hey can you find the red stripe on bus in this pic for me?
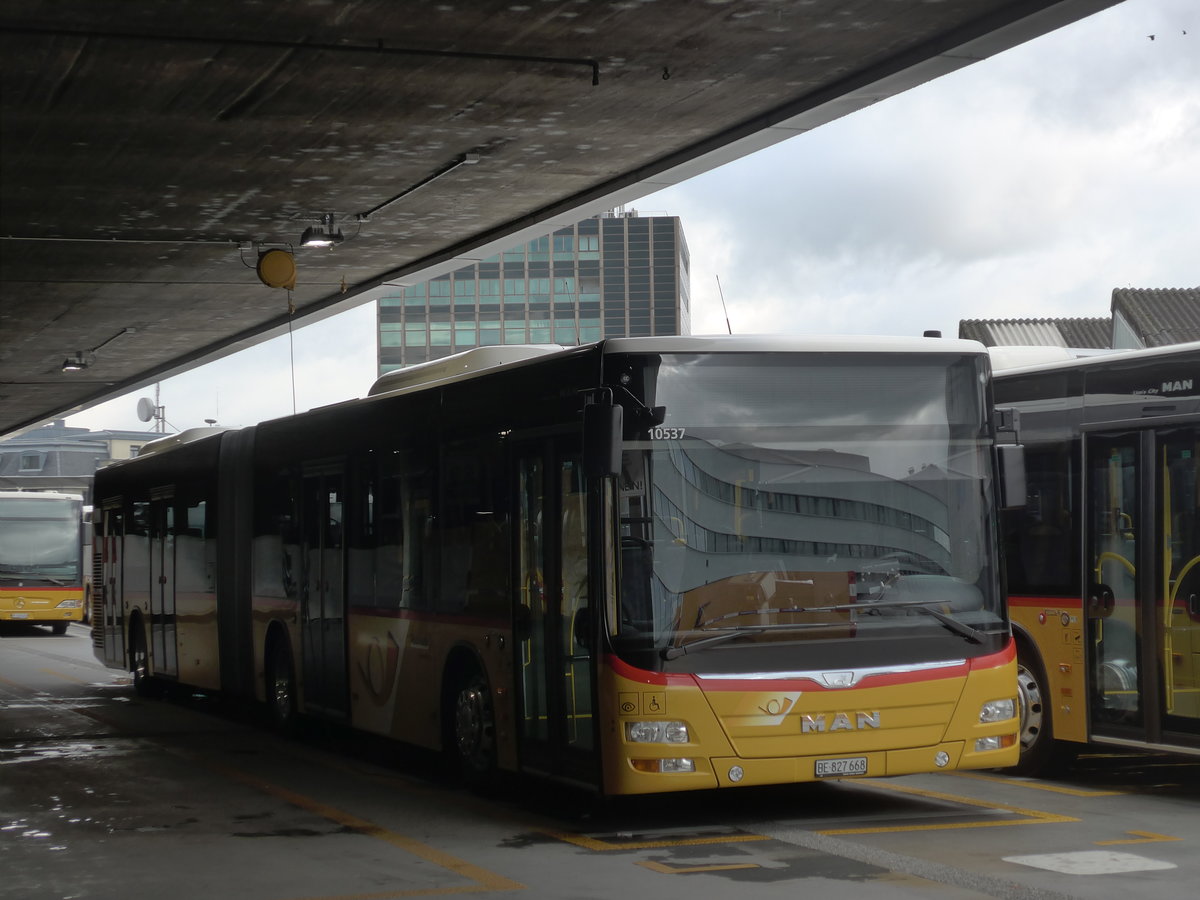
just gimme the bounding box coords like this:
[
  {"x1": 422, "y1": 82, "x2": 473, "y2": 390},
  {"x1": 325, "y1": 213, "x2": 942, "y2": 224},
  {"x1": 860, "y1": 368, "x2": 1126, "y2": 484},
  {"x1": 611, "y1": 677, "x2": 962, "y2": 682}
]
[
  {"x1": 0, "y1": 586, "x2": 83, "y2": 594},
  {"x1": 603, "y1": 640, "x2": 1014, "y2": 691},
  {"x1": 1008, "y1": 594, "x2": 1083, "y2": 609}
]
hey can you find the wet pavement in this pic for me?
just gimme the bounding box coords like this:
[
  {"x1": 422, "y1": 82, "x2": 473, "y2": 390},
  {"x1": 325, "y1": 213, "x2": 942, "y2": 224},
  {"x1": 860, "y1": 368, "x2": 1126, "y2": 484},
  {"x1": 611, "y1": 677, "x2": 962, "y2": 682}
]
[{"x1": 2, "y1": 622, "x2": 1198, "y2": 900}]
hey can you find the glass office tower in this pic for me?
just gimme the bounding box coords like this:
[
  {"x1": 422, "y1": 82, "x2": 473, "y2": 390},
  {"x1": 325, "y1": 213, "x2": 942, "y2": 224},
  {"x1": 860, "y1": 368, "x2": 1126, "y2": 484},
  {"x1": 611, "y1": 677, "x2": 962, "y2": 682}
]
[{"x1": 377, "y1": 210, "x2": 690, "y2": 373}]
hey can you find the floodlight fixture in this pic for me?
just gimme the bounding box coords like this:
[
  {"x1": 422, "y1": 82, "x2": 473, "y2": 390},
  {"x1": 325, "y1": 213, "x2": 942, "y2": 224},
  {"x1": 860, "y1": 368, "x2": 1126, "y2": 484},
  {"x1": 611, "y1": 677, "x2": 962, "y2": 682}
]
[
  {"x1": 61, "y1": 352, "x2": 87, "y2": 372},
  {"x1": 300, "y1": 213, "x2": 344, "y2": 248}
]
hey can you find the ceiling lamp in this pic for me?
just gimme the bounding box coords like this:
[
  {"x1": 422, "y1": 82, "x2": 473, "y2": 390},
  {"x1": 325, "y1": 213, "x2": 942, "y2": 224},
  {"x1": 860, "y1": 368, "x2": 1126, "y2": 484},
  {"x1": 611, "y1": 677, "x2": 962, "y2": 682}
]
[
  {"x1": 61, "y1": 352, "x2": 88, "y2": 372},
  {"x1": 300, "y1": 213, "x2": 344, "y2": 248},
  {"x1": 59, "y1": 328, "x2": 135, "y2": 374}
]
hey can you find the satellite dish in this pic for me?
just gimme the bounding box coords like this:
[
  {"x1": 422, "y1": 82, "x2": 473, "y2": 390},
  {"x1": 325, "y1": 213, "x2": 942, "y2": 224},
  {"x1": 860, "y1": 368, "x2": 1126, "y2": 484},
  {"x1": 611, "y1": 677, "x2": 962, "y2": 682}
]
[{"x1": 136, "y1": 397, "x2": 156, "y2": 423}]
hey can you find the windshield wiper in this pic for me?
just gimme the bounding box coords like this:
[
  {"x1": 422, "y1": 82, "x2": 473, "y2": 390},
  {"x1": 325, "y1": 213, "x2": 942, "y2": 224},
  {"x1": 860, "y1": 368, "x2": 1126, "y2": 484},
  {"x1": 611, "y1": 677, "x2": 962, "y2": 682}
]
[
  {"x1": 694, "y1": 603, "x2": 856, "y2": 629},
  {"x1": 662, "y1": 627, "x2": 767, "y2": 660},
  {"x1": 0, "y1": 571, "x2": 68, "y2": 585},
  {"x1": 662, "y1": 619, "x2": 855, "y2": 660},
  {"x1": 859, "y1": 599, "x2": 986, "y2": 644}
]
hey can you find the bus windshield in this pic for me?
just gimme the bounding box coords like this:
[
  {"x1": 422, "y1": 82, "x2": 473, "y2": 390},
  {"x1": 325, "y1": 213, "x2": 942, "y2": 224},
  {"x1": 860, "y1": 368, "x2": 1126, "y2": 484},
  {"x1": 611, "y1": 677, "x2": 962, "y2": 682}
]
[
  {"x1": 612, "y1": 351, "x2": 1005, "y2": 672},
  {"x1": 0, "y1": 496, "x2": 82, "y2": 584}
]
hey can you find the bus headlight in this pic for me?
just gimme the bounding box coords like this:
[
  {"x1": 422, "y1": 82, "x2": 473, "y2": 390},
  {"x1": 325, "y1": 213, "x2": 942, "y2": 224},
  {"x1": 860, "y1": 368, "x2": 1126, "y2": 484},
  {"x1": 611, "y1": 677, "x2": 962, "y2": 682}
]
[
  {"x1": 975, "y1": 734, "x2": 1017, "y2": 752},
  {"x1": 631, "y1": 757, "x2": 696, "y2": 773},
  {"x1": 625, "y1": 720, "x2": 690, "y2": 744},
  {"x1": 55, "y1": 599, "x2": 80, "y2": 609},
  {"x1": 979, "y1": 698, "x2": 1015, "y2": 723}
]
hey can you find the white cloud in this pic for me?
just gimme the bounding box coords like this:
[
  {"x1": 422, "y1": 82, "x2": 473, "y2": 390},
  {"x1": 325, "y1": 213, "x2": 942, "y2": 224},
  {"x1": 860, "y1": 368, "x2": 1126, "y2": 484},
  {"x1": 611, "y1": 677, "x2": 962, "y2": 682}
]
[{"x1": 648, "y1": 0, "x2": 1200, "y2": 343}]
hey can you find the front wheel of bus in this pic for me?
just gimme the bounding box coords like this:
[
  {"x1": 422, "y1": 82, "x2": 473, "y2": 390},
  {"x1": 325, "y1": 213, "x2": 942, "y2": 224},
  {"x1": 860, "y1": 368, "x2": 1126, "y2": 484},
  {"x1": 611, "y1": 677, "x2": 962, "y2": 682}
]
[
  {"x1": 1010, "y1": 643, "x2": 1070, "y2": 776},
  {"x1": 452, "y1": 671, "x2": 496, "y2": 785}
]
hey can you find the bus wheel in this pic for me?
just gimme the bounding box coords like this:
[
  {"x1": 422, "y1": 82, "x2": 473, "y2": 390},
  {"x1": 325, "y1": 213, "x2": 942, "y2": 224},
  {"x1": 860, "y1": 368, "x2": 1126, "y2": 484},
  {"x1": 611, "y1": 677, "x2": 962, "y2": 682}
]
[
  {"x1": 452, "y1": 671, "x2": 496, "y2": 785},
  {"x1": 266, "y1": 640, "x2": 298, "y2": 733},
  {"x1": 1010, "y1": 644, "x2": 1068, "y2": 776},
  {"x1": 130, "y1": 624, "x2": 159, "y2": 698},
  {"x1": 51, "y1": 622, "x2": 69, "y2": 635}
]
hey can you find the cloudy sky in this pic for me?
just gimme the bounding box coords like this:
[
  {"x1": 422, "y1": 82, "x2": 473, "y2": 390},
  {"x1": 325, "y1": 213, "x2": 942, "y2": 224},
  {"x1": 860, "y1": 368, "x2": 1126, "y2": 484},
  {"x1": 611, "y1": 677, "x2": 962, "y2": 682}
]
[{"x1": 67, "y1": 0, "x2": 1198, "y2": 435}]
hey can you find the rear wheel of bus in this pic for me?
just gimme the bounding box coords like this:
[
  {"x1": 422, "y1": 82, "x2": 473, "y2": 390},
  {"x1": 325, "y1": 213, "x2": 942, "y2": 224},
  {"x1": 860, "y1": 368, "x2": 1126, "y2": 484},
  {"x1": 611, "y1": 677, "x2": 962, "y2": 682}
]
[
  {"x1": 129, "y1": 617, "x2": 160, "y2": 698},
  {"x1": 265, "y1": 633, "x2": 298, "y2": 734},
  {"x1": 446, "y1": 665, "x2": 496, "y2": 786}
]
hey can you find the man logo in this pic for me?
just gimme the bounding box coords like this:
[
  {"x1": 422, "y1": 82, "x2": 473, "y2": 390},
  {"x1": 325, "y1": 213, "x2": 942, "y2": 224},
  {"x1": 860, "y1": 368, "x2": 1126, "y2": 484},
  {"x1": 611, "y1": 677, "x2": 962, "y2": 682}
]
[{"x1": 801, "y1": 711, "x2": 881, "y2": 733}]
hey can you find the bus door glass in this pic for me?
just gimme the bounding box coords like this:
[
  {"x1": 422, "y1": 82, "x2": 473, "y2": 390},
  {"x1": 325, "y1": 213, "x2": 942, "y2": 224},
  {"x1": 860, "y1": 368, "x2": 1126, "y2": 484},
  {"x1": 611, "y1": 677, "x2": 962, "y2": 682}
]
[
  {"x1": 515, "y1": 438, "x2": 597, "y2": 782},
  {"x1": 1088, "y1": 425, "x2": 1200, "y2": 744},
  {"x1": 300, "y1": 468, "x2": 347, "y2": 715},
  {"x1": 149, "y1": 493, "x2": 178, "y2": 678},
  {"x1": 99, "y1": 505, "x2": 126, "y2": 668},
  {"x1": 1162, "y1": 425, "x2": 1199, "y2": 737}
]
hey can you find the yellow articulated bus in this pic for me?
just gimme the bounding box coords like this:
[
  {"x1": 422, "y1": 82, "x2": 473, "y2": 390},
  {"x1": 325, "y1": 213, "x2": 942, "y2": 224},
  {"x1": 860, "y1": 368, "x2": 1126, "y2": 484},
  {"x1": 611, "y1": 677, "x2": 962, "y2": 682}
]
[
  {"x1": 0, "y1": 490, "x2": 89, "y2": 634},
  {"x1": 92, "y1": 335, "x2": 1021, "y2": 794},
  {"x1": 993, "y1": 342, "x2": 1200, "y2": 774}
]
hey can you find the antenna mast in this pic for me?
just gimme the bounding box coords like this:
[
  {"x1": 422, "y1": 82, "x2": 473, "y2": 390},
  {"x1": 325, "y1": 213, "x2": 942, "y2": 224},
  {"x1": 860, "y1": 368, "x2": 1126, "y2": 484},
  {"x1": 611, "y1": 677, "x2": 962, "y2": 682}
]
[{"x1": 715, "y1": 275, "x2": 733, "y2": 335}]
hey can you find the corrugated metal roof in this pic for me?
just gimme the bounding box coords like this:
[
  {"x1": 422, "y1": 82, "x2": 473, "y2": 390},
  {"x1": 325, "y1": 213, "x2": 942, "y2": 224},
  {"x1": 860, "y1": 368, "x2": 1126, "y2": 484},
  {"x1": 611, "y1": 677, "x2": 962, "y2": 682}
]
[
  {"x1": 957, "y1": 317, "x2": 1111, "y2": 348},
  {"x1": 1111, "y1": 287, "x2": 1200, "y2": 347}
]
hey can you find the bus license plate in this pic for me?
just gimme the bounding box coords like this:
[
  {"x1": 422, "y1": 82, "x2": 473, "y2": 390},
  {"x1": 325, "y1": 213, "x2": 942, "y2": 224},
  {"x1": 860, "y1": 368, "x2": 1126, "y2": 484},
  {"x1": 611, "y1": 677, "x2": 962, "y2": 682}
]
[{"x1": 815, "y1": 756, "x2": 867, "y2": 777}]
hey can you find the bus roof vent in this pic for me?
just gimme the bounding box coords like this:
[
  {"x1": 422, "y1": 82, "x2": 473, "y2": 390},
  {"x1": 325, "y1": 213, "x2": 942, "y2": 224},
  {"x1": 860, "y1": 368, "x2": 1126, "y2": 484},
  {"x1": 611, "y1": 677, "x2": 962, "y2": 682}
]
[
  {"x1": 368, "y1": 345, "x2": 564, "y2": 396},
  {"x1": 134, "y1": 426, "x2": 229, "y2": 458}
]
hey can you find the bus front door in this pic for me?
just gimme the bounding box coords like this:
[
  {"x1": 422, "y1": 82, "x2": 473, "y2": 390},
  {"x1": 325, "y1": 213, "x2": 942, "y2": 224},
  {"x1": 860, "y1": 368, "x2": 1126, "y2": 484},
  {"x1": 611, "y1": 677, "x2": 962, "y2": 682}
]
[
  {"x1": 300, "y1": 468, "x2": 348, "y2": 717},
  {"x1": 515, "y1": 438, "x2": 599, "y2": 786},
  {"x1": 1087, "y1": 424, "x2": 1200, "y2": 748}
]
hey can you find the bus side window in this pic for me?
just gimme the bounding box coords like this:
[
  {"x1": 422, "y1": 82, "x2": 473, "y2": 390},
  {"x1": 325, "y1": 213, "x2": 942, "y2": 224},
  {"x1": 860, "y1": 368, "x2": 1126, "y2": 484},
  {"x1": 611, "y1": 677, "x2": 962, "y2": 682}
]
[{"x1": 373, "y1": 462, "x2": 405, "y2": 609}]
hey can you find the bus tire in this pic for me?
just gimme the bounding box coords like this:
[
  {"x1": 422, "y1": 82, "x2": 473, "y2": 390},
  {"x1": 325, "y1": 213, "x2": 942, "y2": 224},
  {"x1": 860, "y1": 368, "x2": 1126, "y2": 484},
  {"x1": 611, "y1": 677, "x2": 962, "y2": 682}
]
[
  {"x1": 1010, "y1": 640, "x2": 1070, "y2": 776},
  {"x1": 265, "y1": 637, "x2": 298, "y2": 734},
  {"x1": 130, "y1": 620, "x2": 160, "y2": 698},
  {"x1": 449, "y1": 669, "x2": 496, "y2": 786},
  {"x1": 51, "y1": 622, "x2": 69, "y2": 635}
]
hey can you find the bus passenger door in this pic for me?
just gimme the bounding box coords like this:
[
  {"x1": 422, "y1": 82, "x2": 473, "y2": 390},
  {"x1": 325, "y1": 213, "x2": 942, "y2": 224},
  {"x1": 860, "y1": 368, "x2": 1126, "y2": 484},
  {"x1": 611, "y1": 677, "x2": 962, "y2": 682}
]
[
  {"x1": 98, "y1": 505, "x2": 126, "y2": 668},
  {"x1": 1160, "y1": 425, "x2": 1199, "y2": 740},
  {"x1": 300, "y1": 468, "x2": 348, "y2": 717},
  {"x1": 149, "y1": 493, "x2": 178, "y2": 679},
  {"x1": 1087, "y1": 424, "x2": 1200, "y2": 747},
  {"x1": 514, "y1": 437, "x2": 599, "y2": 786}
]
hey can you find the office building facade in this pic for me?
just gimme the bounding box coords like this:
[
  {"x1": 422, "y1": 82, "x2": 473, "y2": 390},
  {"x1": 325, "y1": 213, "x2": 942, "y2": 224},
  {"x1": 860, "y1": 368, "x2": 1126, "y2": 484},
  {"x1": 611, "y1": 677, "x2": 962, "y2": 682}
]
[{"x1": 378, "y1": 211, "x2": 690, "y2": 372}]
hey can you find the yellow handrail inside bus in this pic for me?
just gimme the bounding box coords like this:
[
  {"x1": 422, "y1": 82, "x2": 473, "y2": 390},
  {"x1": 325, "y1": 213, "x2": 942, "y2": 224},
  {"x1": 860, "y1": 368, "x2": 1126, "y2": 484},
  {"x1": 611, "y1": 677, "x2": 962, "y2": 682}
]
[
  {"x1": 1171, "y1": 556, "x2": 1200, "y2": 606},
  {"x1": 1093, "y1": 551, "x2": 1135, "y2": 583}
]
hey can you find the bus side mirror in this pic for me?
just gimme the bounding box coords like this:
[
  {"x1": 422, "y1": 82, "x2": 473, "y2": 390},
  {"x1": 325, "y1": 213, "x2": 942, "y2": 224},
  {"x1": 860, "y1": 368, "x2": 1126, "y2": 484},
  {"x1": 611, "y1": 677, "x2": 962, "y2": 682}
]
[
  {"x1": 997, "y1": 443, "x2": 1026, "y2": 510},
  {"x1": 584, "y1": 402, "x2": 623, "y2": 478}
]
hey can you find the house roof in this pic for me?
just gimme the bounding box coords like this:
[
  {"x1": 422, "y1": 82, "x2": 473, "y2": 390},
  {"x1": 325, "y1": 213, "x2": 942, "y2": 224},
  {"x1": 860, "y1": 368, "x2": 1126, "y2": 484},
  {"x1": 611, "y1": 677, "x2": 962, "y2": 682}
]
[
  {"x1": 957, "y1": 317, "x2": 1112, "y2": 349},
  {"x1": 1111, "y1": 287, "x2": 1200, "y2": 347}
]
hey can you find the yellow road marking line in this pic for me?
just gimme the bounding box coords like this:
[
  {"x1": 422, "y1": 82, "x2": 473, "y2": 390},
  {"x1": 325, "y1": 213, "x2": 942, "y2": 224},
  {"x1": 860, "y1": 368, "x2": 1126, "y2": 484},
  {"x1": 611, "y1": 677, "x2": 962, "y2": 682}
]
[
  {"x1": 67, "y1": 706, "x2": 523, "y2": 897},
  {"x1": 950, "y1": 770, "x2": 1124, "y2": 797},
  {"x1": 212, "y1": 765, "x2": 525, "y2": 896},
  {"x1": 637, "y1": 860, "x2": 760, "y2": 874},
  {"x1": 547, "y1": 830, "x2": 771, "y2": 852},
  {"x1": 1095, "y1": 831, "x2": 1181, "y2": 845},
  {"x1": 816, "y1": 779, "x2": 1078, "y2": 834}
]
